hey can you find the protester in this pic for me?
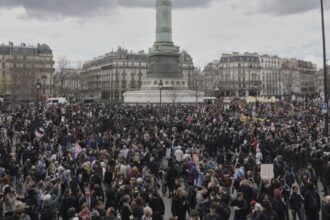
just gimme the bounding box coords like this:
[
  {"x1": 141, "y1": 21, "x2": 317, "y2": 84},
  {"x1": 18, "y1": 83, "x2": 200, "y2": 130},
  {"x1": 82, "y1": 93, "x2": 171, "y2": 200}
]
[
  {"x1": 304, "y1": 183, "x2": 321, "y2": 220},
  {"x1": 148, "y1": 190, "x2": 165, "y2": 220},
  {"x1": 204, "y1": 202, "x2": 221, "y2": 220},
  {"x1": 0, "y1": 98, "x2": 329, "y2": 220},
  {"x1": 229, "y1": 192, "x2": 249, "y2": 220},
  {"x1": 323, "y1": 195, "x2": 330, "y2": 220},
  {"x1": 289, "y1": 185, "x2": 304, "y2": 220},
  {"x1": 171, "y1": 188, "x2": 189, "y2": 220}
]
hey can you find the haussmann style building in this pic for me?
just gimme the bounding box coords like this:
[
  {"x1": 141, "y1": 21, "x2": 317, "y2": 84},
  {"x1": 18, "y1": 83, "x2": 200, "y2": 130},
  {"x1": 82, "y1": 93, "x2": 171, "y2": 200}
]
[
  {"x1": 0, "y1": 42, "x2": 55, "y2": 101},
  {"x1": 80, "y1": 47, "x2": 196, "y2": 101},
  {"x1": 204, "y1": 52, "x2": 317, "y2": 97}
]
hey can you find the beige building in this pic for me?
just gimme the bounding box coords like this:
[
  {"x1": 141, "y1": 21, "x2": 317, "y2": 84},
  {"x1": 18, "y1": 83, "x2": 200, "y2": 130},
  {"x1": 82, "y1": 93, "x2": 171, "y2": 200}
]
[
  {"x1": 214, "y1": 52, "x2": 262, "y2": 97},
  {"x1": 0, "y1": 42, "x2": 54, "y2": 100},
  {"x1": 80, "y1": 47, "x2": 196, "y2": 101},
  {"x1": 206, "y1": 52, "x2": 317, "y2": 97},
  {"x1": 281, "y1": 58, "x2": 317, "y2": 95},
  {"x1": 259, "y1": 55, "x2": 282, "y2": 96}
]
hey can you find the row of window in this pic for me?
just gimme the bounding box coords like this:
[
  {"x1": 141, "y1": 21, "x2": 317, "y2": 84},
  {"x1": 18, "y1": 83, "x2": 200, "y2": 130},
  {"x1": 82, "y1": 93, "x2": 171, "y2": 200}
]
[
  {"x1": 221, "y1": 63, "x2": 260, "y2": 68},
  {"x1": 1, "y1": 54, "x2": 52, "y2": 61},
  {"x1": 221, "y1": 56, "x2": 258, "y2": 63}
]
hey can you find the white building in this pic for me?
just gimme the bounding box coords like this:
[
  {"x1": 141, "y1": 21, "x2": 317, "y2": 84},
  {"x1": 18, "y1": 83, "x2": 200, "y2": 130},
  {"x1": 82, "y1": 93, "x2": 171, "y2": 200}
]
[
  {"x1": 214, "y1": 52, "x2": 262, "y2": 97},
  {"x1": 206, "y1": 52, "x2": 317, "y2": 97},
  {"x1": 259, "y1": 55, "x2": 282, "y2": 96}
]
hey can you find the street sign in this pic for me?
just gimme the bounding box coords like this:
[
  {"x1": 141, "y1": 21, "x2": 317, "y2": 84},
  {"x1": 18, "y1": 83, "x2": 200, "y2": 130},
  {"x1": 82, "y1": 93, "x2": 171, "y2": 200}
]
[{"x1": 322, "y1": 103, "x2": 328, "y2": 114}]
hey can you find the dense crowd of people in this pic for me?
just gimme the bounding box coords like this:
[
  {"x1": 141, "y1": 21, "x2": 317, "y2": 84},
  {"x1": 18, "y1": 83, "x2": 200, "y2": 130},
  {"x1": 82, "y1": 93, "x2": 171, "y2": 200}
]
[{"x1": 0, "y1": 98, "x2": 330, "y2": 220}]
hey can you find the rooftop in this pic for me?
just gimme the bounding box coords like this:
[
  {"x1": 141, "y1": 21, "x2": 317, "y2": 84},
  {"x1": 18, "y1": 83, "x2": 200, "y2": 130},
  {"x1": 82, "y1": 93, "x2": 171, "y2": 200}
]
[{"x1": 0, "y1": 42, "x2": 53, "y2": 55}]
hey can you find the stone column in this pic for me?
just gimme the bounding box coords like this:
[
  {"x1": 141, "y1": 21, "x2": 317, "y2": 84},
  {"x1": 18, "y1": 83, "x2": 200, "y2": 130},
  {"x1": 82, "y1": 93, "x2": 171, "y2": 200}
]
[{"x1": 156, "y1": 0, "x2": 172, "y2": 43}]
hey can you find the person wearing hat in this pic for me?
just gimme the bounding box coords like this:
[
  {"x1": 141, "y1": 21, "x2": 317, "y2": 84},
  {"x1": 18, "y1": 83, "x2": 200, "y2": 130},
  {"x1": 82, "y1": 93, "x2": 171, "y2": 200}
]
[{"x1": 250, "y1": 200, "x2": 263, "y2": 220}]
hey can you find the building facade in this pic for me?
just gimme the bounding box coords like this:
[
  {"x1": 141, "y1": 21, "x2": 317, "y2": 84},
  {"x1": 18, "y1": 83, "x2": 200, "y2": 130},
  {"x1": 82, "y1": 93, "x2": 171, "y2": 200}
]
[
  {"x1": 281, "y1": 58, "x2": 317, "y2": 95},
  {"x1": 80, "y1": 47, "x2": 196, "y2": 101},
  {"x1": 215, "y1": 52, "x2": 262, "y2": 97},
  {"x1": 206, "y1": 52, "x2": 317, "y2": 97},
  {"x1": 0, "y1": 42, "x2": 54, "y2": 100},
  {"x1": 259, "y1": 55, "x2": 282, "y2": 96},
  {"x1": 315, "y1": 66, "x2": 330, "y2": 97},
  {"x1": 203, "y1": 61, "x2": 219, "y2": 96},
  {"x1": 54, "y1": 68, "x2": 81, "y2": 101}
]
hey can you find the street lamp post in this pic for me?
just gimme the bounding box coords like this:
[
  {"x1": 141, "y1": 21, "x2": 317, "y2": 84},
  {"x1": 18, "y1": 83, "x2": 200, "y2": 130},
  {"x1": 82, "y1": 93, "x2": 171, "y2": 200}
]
[
  {"x1": 36, "y1": 79, "x2": 41, "y2": 105},
  {"x1": 321, "y1": 0, "x2": 328, "y2": 138},
  {"x1": 158, "y1": 79, "x2": 163, "y2": 107},
  {"x1": 195, "y1": 82, "x2": 198, "y2": 105}
]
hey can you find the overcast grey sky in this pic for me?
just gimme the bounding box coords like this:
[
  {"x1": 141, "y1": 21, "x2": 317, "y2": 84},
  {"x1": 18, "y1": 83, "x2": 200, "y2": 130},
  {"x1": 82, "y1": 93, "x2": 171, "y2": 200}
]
[{"x1": 0, "y1": 0, "x2": 329, "y2": 69}]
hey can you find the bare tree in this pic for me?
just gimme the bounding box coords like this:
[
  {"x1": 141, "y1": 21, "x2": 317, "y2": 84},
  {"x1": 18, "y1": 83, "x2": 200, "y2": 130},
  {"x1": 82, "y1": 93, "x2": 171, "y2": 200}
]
[
  {"x1": 56, "y1": 55, "x2": 70, "y2": 97},
  {"x1": 283, "y1": 71, "x2": 294, "y2": 96}
]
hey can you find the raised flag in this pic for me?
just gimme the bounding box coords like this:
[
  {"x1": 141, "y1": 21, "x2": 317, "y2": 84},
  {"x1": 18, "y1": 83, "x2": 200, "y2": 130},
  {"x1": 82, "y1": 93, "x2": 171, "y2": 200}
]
[{"x1": 34, "y1": 127, "x2": 45, "y2": 139}]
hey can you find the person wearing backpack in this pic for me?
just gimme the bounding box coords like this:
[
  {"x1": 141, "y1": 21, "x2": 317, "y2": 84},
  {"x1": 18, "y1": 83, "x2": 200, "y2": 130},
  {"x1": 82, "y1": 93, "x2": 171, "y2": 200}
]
[{"x1": 304, "y1": 183, "x2": 321, "y2": 220}]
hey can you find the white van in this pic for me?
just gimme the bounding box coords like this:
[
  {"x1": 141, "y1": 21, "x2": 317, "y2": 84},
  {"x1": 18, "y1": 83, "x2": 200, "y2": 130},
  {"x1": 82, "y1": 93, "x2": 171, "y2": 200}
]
[
  {"x1": 46, "y1": 97, "x2": 67, "y2": 106},
  {"x1": 203, "y1": 96, "x2": 218, "y2": 104}
]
